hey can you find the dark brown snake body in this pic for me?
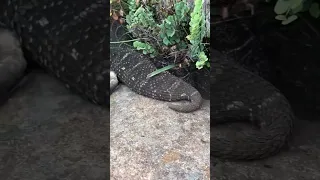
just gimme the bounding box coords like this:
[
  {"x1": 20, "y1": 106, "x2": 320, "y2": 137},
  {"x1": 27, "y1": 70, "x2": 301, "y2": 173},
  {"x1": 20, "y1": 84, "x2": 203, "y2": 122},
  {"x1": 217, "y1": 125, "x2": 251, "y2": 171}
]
[{"x1": 211, "y1": 49, "x2": 294, "y2": 160}]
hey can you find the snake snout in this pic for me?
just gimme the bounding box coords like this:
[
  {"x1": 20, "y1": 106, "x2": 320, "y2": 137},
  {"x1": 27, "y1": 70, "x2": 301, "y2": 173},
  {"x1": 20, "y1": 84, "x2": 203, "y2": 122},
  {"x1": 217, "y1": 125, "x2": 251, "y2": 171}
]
[{"x1": 168, "y1": 90, "x2": 203, "y2": 113}]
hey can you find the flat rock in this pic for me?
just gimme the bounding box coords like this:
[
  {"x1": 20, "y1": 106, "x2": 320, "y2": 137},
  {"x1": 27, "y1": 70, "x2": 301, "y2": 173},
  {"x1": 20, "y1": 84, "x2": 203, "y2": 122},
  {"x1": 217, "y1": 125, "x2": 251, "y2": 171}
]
[
  {"x1": 0, "y1": 70, "x2": 109, "y2": 180},
  {"x1": 110, "y1": 85, "x2": 210, "y2": 180}
]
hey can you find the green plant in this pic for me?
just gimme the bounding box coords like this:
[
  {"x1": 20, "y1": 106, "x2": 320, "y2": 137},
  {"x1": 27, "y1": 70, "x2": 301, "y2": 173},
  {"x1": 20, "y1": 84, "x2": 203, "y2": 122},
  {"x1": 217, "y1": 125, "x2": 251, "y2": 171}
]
[
  {"x1": 186, "y1": 0, "x2": 209, "y2": 69},
  {"x1": 125, "y1": 0, "x2": 159, "y2": 57},
  {"x1": 274, "y1": 0, "x2": 320, "y2": 25},
  {"x1": 124, "y1": 0, "x2": 209, "y2": 75},
  {"x1": 158, "y1": 1, "x2": 190, "y2": 46},
  {"x1": 126, "y1": 5, "x2": 157, "y2": 29},
  {"x1": 133, "y1": 41, "x2": 157, "y2": 57}
]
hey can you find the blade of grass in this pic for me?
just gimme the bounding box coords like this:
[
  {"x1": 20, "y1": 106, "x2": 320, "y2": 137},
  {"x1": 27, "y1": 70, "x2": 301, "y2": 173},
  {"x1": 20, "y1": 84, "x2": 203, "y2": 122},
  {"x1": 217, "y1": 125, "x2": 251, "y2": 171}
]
[{"x1": 147, "y1": 64, "x2": 176, "y2": 78}]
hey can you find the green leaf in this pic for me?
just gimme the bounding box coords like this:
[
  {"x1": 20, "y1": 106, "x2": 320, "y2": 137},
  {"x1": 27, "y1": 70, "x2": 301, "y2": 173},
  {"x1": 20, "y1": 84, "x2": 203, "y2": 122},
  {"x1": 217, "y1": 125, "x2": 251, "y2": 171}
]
[
  {"x1": 147, "y1": 64, "x2": 176, "y2": 78},
  {"x1": 159, "y1": 32, "x2": 166, "y2": 39},
  {"x1": 133, "y1": 41, "x2": 146, "y2": 50},
  {"x1": 275, "y1": 14, "x2": 287, "y2": 20},
  {"x1": 171, "y1": 35, "x2": 179, "y2": 42},
  {"x1": 133, "y1": 41, "x2": 157, "y2": 55},
  {"x1": 163, "y1": 37, "x2": 170, "y2": 45},
  {"x1": 290, "y1": 0, "x2": 304, "y2": 10},
  {"x1": 177, "y1": 42, "x2": 188, "y2": 49},
  {"x1": 158, "y1": 23, "x2": 164, "y2": 29},
  {"x1": 309, "y1": 3, "x2": 320, "y2": 18},
  {"x1": 165, "y1": 16, "x2": 175, "y2": 25},
  {"x1": 142, "y1": 50, "x2": 148, "y2": 54},
  {"x1": 198, "y1": 51, "x2": 208, "y2": 61},
  {"x1": 206, "y1": 62, "x2": 210, "y2": 68},
  {"x1": 166, "y1": 28, "x2": 175, "y2": 37},
  {"x1": 196, "y1": 61, "x2": 205, "y2": 69},
  {"x1": 274, "y1": 0, "x2": 291, "y2": 14},
  {"x1": 291, "y1": 2, "x2": 304, "y2": 14},
  {"x1": 281, "y1": 14, "x2": 298, "y2": 25},
  {"x1": 174, "y1": 1, "x2": 189, "y2": 21},
  {"x1": 195, "y1": 51, "x2": 208, "y2": 69}
]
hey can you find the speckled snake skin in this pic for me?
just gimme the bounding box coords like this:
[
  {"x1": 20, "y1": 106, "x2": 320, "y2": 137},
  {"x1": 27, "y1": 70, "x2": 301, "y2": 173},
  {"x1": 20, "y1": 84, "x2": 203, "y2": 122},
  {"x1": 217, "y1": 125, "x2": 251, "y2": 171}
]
[
  {"x1": 0, "y1": 0, "x2": 202, "y2": 113},
  {"x1": 211, "y1": 49, "x2": 294, "y2": 160},
  {"x1": 0, "y1": 0, "x2": 110, "y2": 105},
  {"x1": 110, "y1": 21, "x2": 202, "y2": 113}
]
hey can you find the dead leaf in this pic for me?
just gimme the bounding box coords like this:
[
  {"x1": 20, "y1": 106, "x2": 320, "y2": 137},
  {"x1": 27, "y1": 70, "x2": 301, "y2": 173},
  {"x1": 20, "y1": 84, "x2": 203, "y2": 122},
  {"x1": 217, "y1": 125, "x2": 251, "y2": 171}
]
[{"x1": 112, "y1": 12, "x2": 119, "y2": 20}]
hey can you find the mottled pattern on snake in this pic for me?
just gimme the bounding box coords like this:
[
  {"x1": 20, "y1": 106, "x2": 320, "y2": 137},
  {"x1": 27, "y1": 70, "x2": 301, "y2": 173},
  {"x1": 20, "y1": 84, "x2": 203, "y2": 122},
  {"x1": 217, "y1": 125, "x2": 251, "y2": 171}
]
[
  {"x1": 0, "y1": 0, "x2": 202, "y2": 113},
  {"x1": 110, "y1": 21, "x2": 202, "y2": 113},
  {"x1": 211, "y1": 49, "x2": 294, "y2": 160},
  {"x1": 1, "y1": 0, "x2": 110, "y2": 105}
]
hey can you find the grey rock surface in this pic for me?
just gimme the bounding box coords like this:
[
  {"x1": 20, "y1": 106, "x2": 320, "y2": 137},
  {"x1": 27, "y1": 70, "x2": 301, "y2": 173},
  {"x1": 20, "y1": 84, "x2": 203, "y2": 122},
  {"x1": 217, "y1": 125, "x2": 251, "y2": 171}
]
[
  {"x1": 0, "y1": 70, "x2": 109, "y2": 180},
  {"x1": 110, "y1": 85, "x2": 210, "y2": 180}
]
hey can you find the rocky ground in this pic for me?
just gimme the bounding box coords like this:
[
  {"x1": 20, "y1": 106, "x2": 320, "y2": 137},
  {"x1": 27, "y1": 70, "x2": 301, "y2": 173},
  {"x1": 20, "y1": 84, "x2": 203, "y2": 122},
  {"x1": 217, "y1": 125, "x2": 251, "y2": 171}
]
[
  {"x1": 0, "y1": 70, "x2": 109, "y2": 180},
  {"x1": 110, "y1": 85, "x2": 210, "y2": 179}
]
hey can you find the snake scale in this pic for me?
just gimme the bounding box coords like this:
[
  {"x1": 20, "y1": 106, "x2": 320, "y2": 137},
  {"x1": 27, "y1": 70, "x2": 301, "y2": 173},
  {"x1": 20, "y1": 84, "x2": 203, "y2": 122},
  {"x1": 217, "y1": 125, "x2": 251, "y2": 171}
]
[
  {"x1": 110, "y1": 20, "x2": 202, "y2": 113},
  {"x1": 209, "y1": 13, "x2": 294, "y2": 159},
  {"x1": 0, "y1": 0, "x2": 294, "y2": 160},
  {"x1": 211, "y1": 49, "x2": 294, "y2": 160},
  {"x1": 0, "y1": 0, "x2": 203, "y2": 113},
  {"x1": 1, "y1": 0, "x2": 111, "y2": 105}
]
